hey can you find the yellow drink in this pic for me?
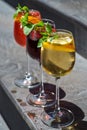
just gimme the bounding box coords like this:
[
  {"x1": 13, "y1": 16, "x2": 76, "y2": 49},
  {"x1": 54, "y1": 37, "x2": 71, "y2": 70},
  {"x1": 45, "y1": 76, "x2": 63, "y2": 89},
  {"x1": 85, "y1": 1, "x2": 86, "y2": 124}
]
[{"x1": 41, "y1": 31, "x2": 75, "y2": 77}]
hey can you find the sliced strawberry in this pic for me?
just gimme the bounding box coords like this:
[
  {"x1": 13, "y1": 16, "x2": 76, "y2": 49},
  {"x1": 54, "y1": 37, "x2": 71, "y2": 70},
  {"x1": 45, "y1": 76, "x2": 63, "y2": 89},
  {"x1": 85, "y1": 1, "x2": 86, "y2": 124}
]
[
  {"x1": 52, "y1": 28, "x2": 56, "y2": 32},
  {"x1": 29, "y1": 10, "x2": 41, "y2": 20},
  {"x1": 29, "y1": 30, "x2": 41, "y2": 41}
]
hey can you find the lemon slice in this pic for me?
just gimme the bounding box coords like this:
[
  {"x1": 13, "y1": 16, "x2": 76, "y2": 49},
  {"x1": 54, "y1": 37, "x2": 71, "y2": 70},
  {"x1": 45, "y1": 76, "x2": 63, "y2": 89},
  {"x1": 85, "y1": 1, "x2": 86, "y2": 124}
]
[{"x1": 48, "y1": 50, "x2": 75, "y2": 71}]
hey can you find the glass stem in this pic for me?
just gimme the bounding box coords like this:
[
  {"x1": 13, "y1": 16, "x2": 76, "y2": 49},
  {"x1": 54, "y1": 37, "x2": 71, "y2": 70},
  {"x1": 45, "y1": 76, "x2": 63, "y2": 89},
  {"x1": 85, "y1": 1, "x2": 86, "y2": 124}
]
[
  {"x1": 26, "y1": 44, "x2": 31, "y2": 76},
  {"x1": 27, "y1": 54, "x2": 30, "y2": 74},
  {"x1": 55, "y1": 77, "x2": 60, "y2": 111},
  {"x1": 40, "y1": 65, "x2": 45, "y2": 95},
  {"x1": 26, "y1": 40, "x2": 30, "y2": 76}
]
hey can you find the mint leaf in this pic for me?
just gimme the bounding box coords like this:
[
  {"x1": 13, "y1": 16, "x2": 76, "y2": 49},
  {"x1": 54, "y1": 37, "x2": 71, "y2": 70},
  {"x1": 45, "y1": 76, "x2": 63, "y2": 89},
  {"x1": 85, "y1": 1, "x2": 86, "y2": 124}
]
[
  {"x1": 23, "y1": 24, "x2": 35, "y2": 35},
  {"x1": 13, "y1": 4, "x2": 56, "y2": 47},
  {"x1": 37, "y1": 36, "x2": 47, "y2": 48},
  {"x1": 35, "y1": 21, "x2": 44, "y2": 27},
  {"x1": 21, "y1": 17, "x2": 44, "y2": 35},
  {"x1": 20, "y1": 13, "x2": 28, "y2": 27},
  {"x1": 37, "y1": 22, "x2": 55, "y2": 48},
  {"x1": 45, "y1": 22, "x2": 52, "y2": 33},
  {"x1": 13, "y1": 4, "x2": 21, "y2": 18},
  {"x1": 13, "y1": 4, "x2": 29, "y2": 19},
  {"x1": 22, "y1": 6, "x2": 29, "y2": 12},
  {"x1": 40, "y1": 32, "x2": 49, "y2": 36}
]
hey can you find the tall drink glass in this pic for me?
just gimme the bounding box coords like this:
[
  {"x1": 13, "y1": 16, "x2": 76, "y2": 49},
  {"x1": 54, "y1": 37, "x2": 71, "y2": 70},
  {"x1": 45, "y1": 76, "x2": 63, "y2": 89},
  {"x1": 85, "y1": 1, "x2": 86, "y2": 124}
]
[
  {"x1": 13, "y1": 9, "x2": 41, "y2": 88},
  {"x1": 41, "y1": 29, "x2": 75, "y2": 128},
  {"x1": 26, "y1": 19, "x2": 56, "y2": 107}
]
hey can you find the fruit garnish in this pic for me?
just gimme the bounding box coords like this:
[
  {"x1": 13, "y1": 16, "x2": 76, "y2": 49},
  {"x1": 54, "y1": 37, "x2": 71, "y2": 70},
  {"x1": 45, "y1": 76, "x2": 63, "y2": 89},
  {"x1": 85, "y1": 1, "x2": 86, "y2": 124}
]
[
  {"x1": 21, "y1": 13, "x2": 44, "y2": 35},
  {"x1": 29, "y1": 10, "x2": 40, "y2": 16},
  {"x1": 28, "y1": 16, "x2": 41, "y2": 24},
  {"x1": 13, "y1": 4, "x2": 29, "y2": 19},
  {"x1": 29, "y1": 30, "x2": 42, "y2": 41},
  {"x1": 29, "y1": 10, "x2": 41, "y2": 20},
  {"x1": 37, "y1": 32, "x2": 58, "y2": 47},
  {"x1": 20, "y1": 11, "x2": 44, "y2": 36},
  {"x1": 37, "y1": 22, "x2": 55, "y2": 47},
  {"x1": 14, "y1": 4, "x2": 54, "y2": 47}
]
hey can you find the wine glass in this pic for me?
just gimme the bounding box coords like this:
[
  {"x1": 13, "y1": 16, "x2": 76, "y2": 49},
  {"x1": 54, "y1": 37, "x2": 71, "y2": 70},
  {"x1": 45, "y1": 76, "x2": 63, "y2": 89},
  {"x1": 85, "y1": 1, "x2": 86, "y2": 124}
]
[
  {"x1": 26, "y1": 18, "x2": 56, "y2": 107},
  {"x1": 13, "y1": 9, "x2": 41, "y2": 88},
  {"x1": 41, "y1": 29, "x2": 75, "y2": 128}
]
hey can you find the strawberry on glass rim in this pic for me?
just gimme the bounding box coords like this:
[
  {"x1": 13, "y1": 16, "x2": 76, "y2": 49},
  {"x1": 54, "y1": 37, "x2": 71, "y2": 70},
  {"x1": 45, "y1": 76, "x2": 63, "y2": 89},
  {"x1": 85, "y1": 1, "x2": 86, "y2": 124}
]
[
  {"x1": 29, "y1": 30, "x2": 41, "y2": 41},
  {"x1": 29, "y1": 9, "x2": 41, "y2": 20}
]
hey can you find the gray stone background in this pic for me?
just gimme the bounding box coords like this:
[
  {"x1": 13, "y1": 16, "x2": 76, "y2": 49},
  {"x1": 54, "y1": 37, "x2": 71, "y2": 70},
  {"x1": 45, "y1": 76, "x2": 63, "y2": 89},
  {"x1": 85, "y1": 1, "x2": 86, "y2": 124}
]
[{"x1": 0, "y1": 0, "x2": 87, "y2": 130}]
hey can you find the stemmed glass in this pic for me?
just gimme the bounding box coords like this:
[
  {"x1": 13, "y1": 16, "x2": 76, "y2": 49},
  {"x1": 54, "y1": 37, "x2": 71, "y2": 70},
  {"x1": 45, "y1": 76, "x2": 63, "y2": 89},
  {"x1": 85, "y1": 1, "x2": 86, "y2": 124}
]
[
  {"x1": 41, "y1": 29, "x2": 75, "y2": 128},
  {"x1": 13, "y1": 8, "x2": 41, "y2": 88},
  {"x1": 26, "y1": 18, "x2": 56, "y2": 107}
]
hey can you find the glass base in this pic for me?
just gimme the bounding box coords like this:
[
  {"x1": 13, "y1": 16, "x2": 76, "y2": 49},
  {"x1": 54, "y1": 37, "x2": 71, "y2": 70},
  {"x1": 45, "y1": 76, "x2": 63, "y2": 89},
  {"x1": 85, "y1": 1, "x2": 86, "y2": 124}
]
[
  {"x1": 26, "y1": 91, "x2": 56, "y2": 107},
  {"x1": 41, "y1": 107, "x2": 74, "y2": 128},
  {"x1": 14, "y1": 73, "x2": 40, "y2": 88}
]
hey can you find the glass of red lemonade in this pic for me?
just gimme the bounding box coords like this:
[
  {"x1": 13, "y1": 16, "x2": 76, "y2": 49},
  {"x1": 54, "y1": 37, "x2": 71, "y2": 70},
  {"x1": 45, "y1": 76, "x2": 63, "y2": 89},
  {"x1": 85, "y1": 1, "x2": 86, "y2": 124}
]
[{"x1": 13, "y1": 9, "x2": 41, "y2": 88}]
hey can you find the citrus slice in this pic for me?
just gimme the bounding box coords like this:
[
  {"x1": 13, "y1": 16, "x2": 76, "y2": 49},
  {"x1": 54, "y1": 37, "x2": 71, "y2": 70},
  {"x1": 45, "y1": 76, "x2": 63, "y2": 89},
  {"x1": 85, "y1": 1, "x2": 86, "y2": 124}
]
[{"x1": 28, "y1": 16, "x2": 41, "y2": 24}]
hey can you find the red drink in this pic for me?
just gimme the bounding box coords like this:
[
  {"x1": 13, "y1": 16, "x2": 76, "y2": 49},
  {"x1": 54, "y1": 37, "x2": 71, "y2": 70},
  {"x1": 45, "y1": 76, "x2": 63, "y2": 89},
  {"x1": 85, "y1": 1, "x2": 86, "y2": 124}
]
[
  {"x1": 13, "y1": 10, "x2": 41, "y2": 47},
  {"x1": 27, "y1": 30, "x2": 41, "y2": 60},
  {"x1": 27, "y1": 19, "x2": 56, "y2": 61},
  {"x1": 13, "y1": 5, "x2": 42, "y2": 88},
  {"x1": 14, "y1": 12, "x2": 26, "y2": 47},
  {"x1": 26, "y1": 10, "x2": 42, "y2": 60}
]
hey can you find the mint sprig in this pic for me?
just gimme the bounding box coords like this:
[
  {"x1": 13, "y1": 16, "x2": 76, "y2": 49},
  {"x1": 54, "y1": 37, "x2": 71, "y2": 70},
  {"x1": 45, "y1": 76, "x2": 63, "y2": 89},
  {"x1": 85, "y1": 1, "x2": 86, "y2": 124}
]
[
  {"x1": 13, "y1": 4, "x2": 29, "y2": 18},
  {"x1": 37, "y1": 32, "x2": 59, "y2": 47},
  {"x1": 20, "y1": 12, "x2": 29, "y2": 27},
  {"x1": 20, "y1": 12, "x2": 45, "y2": 35},
  {"x1": 23, "y1": 21, "x2": 44, "y2": 36},
  {"x1": 45, "y1": 22, "x2": 52, "y2": 33},
  {"x1": 37, "y1": 36, "x2": 47, "y2": 48},
  {"x1": 13, "y1": 4, "x2": 55, "y2": 48},
  {"x1": 37, "y1": 22, "x2": 55, "y2": 47}
]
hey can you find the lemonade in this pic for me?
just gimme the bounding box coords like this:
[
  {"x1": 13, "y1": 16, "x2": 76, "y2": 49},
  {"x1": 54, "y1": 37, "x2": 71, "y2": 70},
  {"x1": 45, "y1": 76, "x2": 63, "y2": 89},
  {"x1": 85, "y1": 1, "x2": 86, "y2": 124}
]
[
  {"x1": 41, "y1": 29, "x2": 75, "y2": 128},
  {"x1": 41, "y1": 31, "x2": 75, "y2": 77}
]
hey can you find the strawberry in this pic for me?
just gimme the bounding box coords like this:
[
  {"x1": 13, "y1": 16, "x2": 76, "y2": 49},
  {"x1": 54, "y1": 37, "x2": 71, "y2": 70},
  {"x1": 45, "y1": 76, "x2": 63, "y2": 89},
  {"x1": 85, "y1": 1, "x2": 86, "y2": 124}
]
[
  {"x1": 29, "y1": 10, "x2": 41, "y2": 20},
  {"x1": 29, "y1": 30, "x2": 41, "y2": 41}
]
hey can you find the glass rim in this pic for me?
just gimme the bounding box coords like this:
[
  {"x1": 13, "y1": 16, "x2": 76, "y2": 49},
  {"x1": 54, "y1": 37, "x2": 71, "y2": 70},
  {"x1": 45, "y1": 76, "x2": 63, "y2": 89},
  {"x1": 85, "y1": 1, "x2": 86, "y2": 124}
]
[
  {"x1": 42, "y1": 18, "x2": 55, "y2": 22},
  {"x1": 42, "y1": 18, "x2": 55, "y2": 28},
  {"x1": 55, "y1": 29, "x2": 73, "y2": 36},
  {"x1": 29, "y1": 9, "x2": 40, "y2": 12}
]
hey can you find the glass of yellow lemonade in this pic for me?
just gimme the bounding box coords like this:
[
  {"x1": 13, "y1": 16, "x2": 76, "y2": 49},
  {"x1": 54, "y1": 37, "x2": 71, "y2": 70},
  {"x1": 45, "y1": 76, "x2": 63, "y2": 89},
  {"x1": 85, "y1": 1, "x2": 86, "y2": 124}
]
[{"x1": 41, "y1": 29, "x2": 75, "y2": 128}]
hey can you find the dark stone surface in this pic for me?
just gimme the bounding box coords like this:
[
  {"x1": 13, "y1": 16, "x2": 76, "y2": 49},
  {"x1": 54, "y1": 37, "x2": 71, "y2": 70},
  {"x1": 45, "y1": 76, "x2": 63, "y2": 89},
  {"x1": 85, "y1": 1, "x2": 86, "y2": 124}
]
[{"x1": 0, "y1": 0, "x2": 87, "y2": 130}]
